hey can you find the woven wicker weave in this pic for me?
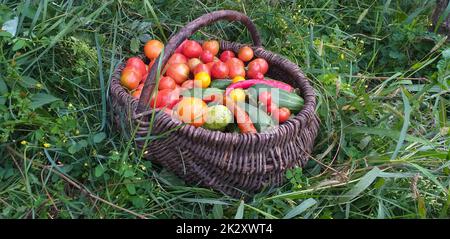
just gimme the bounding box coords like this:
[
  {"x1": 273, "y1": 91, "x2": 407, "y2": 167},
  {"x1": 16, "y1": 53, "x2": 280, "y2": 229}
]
[{"x1": 109, "y1": 10, "x2": 319, "y2": 197}]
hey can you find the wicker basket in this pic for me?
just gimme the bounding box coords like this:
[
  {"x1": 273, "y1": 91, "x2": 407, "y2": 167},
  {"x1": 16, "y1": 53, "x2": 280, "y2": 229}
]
[{"x1": 109, "y1": 10, "x2": 319, "y2": 197}]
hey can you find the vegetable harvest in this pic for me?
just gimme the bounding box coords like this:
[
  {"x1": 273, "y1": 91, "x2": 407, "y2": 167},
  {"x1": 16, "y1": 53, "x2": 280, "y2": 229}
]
[{"x1": 119, "y1": 38, "x2": 304, "y2": 133}]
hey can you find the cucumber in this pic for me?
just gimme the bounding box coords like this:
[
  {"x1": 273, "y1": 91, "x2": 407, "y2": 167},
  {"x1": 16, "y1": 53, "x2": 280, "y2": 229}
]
[
  {"x1": 248, "y1": 84, "x2": 304, "y2": 113},
  {"x1": 238, "y1": 102, "x2": 275, "y2": 133},
  {"x1": 210, "y1": 79, "x2": 232, "y2": 89},
  {"x1": 181, "y1": 87, "x2": 224, "y2": 100}
]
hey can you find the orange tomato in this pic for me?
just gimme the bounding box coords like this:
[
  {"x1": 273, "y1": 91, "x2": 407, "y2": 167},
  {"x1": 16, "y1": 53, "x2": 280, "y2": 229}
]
[
  {"x1": 238, "y1": 46, "x2": 254, "y2": 62},
  {"x1": 194, "y1": 72, "x2": 211, "y2": 88},
  {"x1": 121, "y1": 67, "x2": 141, "y2": 90},
  {"x1": 131, "y1": 89, "x2": 142, "y2": 99},
  {"x1": 202, "y1": 40, "x2": 220, "y2": 56},
  {"x1": 210, "y1": 61, "x2": 229, "y2": 79},
  {"x1": 144, "y1": 39, "x2": 164, "y2": 59},
  {"x1": 174, "y1": 97, "x2": 207, "y2": 127},
  {"x1": 227, "y1": 60, "x2": 245, "y2": 78}
]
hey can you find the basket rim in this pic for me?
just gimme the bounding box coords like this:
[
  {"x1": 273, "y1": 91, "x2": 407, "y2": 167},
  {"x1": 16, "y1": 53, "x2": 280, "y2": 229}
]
[{"x1": 111, "y1": 40, "x2": 316, "y2": 143}]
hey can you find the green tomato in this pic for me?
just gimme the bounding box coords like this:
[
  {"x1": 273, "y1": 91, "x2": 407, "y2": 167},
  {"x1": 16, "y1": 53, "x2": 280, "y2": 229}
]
[{"x1": 203, "y1": 105, "x2": 233, "y2": 131}]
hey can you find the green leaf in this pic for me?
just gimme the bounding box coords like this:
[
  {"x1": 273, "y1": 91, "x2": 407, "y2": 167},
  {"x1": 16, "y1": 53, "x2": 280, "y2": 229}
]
[
  {"x1": 357, "y1": 8, "x2": 369, "y2": 24},
  {"x1": 283, "y1": 198, "x2": 317, "y2": 219},
  {"x1": 130, "y1": 37, "x2": 140, "y2": 53},
  {"x1": 30, "y1": 93, "x2": 60, "y2": 109},
  {"x1": 93, "y1": 132, "x2": 106, "y2": 143},
  {"x1": 0, "y1": 79, "x2": 7, "y2": 105},
  {"x1": 94, "y1": 165, "x2": 105, "y2": 177},
  {"x1": 212, "y1": 204, "x2": 223, "y2": 219},
  {"x1": 391, "y1": 89, "x2": 411, "y2": 160},
  {"x1": 123, "y1": 169, "x2": 135, "y2": 178},
  {"x1": 125, "y1": 181, "x2": 136, "y2": 195},
  {"x1": 12, "y1": 39, "x2": 26, "y2": 51},
  {"x1": 339, "y1": 167, "x2": 381, "y2": 203},
  {"x1": 234, "y1": 200, "x2": 244, "y2": 219}
]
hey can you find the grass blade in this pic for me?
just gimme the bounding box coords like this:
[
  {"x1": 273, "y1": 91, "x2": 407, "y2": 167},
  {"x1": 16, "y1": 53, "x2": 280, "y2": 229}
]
[
  {"x1": 391, "y1": 88, "x2": 411, "y2": 160},
  {"x1": 283, "y1": 198, "x2": 317, "y2": 219}
]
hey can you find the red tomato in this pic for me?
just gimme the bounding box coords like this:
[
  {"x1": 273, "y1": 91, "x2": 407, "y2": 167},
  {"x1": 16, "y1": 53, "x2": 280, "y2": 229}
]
[
  {"x1": 251, "y1": 58, "x2": 269, "y2": 74},
  {"x1": 181, "y1": 79, "x2": 195, "y2": 89},
  {"x1": 126, "y1": 57, "x2": 147, "y2": 77},
  {"x1": 158, "y1": 76, "x2": 177, "y2": 90},
  {"x1": 175, "y1": 40, "x2": 188, "y2": 54},
  {"x1": 120, "y1": 67, "x2": 141, "y2": 90},
  {"x1": 193, "y1": 63, "x2": 211, "y2": 75},
  {"x1": 200, "y1": 50, "x2": 214, "y2": 63},
  {"x1": 206, "y1": 62, "x2": 215, "y2": 71},
  {"x1": 182, "y1": 40, "x2": 203, "y2": 58},
  {"x1": 210, "y1": 61, "x2": 229, "y2": 79},
  {"x1": 187, "y1": 58, "x2": 202, "y2": 72},
  {"x1": 273, "y1": 107, "x2": 291, "y2": 123},
  {"x1": 247, "y1": 62, "x2": 264, "y2": 79},
  {"x1": 258, "y1": 91, "x2": 272, "y2": 106},
  {"x1": 219, "y1": 50, "x2": 235, "y2": 62},
  {"x1": 166, "y1": 63, "x2": 190, "y2": 84},
  {"x1": 238, "y1": 46, "x2": 254, "y2": 62},
  {"x1": 144, "y1": 40, "x2": 164, "y2": 59},
  {"x1": 167, "y1": 53, "x2": 188, "y2": 65},
  {"x1": 228, "y1": 64, "x2": 245, "y2": 78},
  {"x1": 226, "y1": 57, "x2": 244, "y2": 68},
  {"x1": 202, "y1": 40, "x2": 220, "y2": 56},
  {"x1": 149, "y1": 89, "x2": 180, "y2": 109}
]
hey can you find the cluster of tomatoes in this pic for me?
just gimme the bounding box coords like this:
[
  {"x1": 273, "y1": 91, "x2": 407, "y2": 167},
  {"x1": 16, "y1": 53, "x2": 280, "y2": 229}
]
[{"x1": 120, "y1": 38, "x2": 291, "y2": 130}]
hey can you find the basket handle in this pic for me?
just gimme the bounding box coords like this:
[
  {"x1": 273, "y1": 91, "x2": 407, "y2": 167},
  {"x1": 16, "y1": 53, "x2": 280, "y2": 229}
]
[{"x1": 137, "y1": 10, "x2": 262, "y2": 113}]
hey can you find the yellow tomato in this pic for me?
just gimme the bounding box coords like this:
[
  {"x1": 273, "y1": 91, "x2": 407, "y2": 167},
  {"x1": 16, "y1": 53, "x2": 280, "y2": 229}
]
[
  {"x1": 194, "y1": 72, "x2": 211, "y2": 88},
  {"x1": 229, "y1": 89, "x2": 246, "y2": 102},
  {"x1": 232, "y1": 76, "x2": 245, "y2": 83}
]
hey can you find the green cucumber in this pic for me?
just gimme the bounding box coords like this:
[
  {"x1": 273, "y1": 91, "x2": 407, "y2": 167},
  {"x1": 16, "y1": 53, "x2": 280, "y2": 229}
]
[
  {"x1": 181, "y1": 87, "x2": 224, "y2": 100},
  {"x1": 210, "y1": 79, "x2": 232, "y2": 89},
  {"x1": 238, "y1": 102, "x2": 275, "y2": 133},
  {"x1": 248, "y1": 84, "x2": 304, "y2": 113}
]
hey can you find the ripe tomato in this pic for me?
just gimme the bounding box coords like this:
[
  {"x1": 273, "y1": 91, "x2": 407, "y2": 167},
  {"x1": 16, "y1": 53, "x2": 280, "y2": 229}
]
[
  {"x1": 126, "y1": 57, "x2": 147, "y2": 77},
  {"x1": 166, "y1": 63, "x2": 190, "y2": 84},
  {"x1": 258, "y1": 91, "x2": 272, "y2": 106},
  {"x1": 182, "y1": 40, "x2": 203, "y2": 58},
  {"x1": 181, "y1": 79, "x2": 195, "y2": 89},
  {"x1": 200, "y1": 50, "x2": 214, "y2": 63},
  {"x1": 175, "y1": 40, "x2": 188, "y2": 54},
  {"x1": 202, "y1": 40, "x2": 219, "y2": 56},
  {"x1": 120, "y1": 68, "x2": 141, "y2": 90},
  {"x1": 144, "y1": 39, "x2": 164, "y2": 59},
  {"x1": 273, "y1": 107, "x2": 291, "y2": 123},
  {"x1": 174, "y1": 97, "x2": 207, "y2": 127},
  {"x1": 167, "y1": 53, "x2": 187, "y2": 65},
  {"x1": 238, "y1": 46, "x2": 254, "y2": 62},
  {"x1": 226, "y1": 57, "x2": 244, "y2": 67},
  {"x1": 187, "y1": 58, "x2": 202, "y2": 71},
  {"x1": 193, "y1": 63, "x2": 211, "y2": 75},
  {"x1": 206, "y1": 61, "x2": 215, "y2": 71},
  {"x1": 131, "y1": 89, "x2": 142, "y2": 99},
  {"x1": 251, "y1": 58, "x2": 269, "y2": 74},
  {"x1": 232, "y1": 76, "x2": 245, "y2": 83},
  {"x1": 194, "y1": 72, "x2": 211, "y2": 88},
  {"x1": 247, "y1": 62, "x2": 264, "y2": 79},
  {"x1": 210, "y1": 61, "x2": 229, "y2": 79},
  {"x1": 158, "y1": 76, "x2": 177, "y2": 90},
  {"x1": 228, "y1": 62, "x2": 245, "y2": 78},
  {"x1": 149, "y1": 89, "x2": 180, "y2": 109},
  {"x1": 219, "y1": 50, "x2": 235, "y2": 62},
  {"x1": 229, "y1": 89, "x2": 246, "y2": 102}
]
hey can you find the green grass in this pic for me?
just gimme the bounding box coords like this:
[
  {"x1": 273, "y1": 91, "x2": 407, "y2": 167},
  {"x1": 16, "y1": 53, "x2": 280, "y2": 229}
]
[{"x1": 0, "y1": 0, "x2": 449, "y2": 219}]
